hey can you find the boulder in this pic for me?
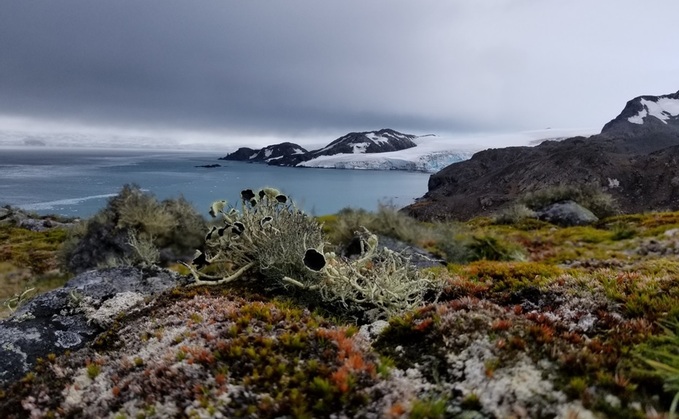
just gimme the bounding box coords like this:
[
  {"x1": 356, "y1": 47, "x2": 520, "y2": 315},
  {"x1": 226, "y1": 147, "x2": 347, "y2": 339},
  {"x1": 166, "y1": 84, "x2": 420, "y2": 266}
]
[{"x1": 536, "y1": 200, "x2": 598, "y2": 227}]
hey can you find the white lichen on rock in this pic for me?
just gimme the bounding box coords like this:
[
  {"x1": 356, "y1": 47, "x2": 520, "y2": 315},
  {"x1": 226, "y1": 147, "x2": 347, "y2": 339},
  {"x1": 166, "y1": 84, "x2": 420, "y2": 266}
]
[
  {"x1": 447, "y1": 337, "x2": 567, "y2": 417},
  {"x1": 83, "y1": 291, "x2": 146, "y2": 328}
]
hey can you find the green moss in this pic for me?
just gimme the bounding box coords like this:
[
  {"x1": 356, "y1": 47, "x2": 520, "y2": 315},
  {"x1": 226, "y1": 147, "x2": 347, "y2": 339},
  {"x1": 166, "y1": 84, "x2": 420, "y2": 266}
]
[
  {"x1": 409, "y1": 397, "x2": 447, "y2": 419},
  {"x1": 86, "y1": 363, "x2": 101, "y2": 379},
  {"x1": 566, "y1": 376, "x2": 588, "y2": 398},
  {"x1": 449, "y1": 261, "x2": 561, "y2": 294},
  {"x1": 459, "y1": 392, "x2": 482, "y2": 410}
]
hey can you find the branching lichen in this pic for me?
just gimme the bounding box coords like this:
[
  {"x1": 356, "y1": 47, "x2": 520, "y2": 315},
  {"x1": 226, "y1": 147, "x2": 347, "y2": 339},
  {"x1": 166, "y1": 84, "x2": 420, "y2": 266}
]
[
  {"x1": 185, "y1": 188, "x2": 324, "y2": 288},
  {"x1": 184, "y1": 188, "x2": 441, "y2": 321}
]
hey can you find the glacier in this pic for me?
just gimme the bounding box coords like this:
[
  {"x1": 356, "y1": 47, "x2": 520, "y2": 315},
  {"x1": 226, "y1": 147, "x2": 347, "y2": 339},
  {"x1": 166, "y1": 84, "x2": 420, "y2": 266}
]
[{"x1": 299, "y1": 129, "x2": 596, "y2": 173}]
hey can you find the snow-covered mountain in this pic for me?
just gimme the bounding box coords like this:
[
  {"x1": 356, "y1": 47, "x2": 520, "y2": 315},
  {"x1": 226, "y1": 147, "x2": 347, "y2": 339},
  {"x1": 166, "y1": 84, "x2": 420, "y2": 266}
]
[
  {"x1": 310, "y1": 128, "x2": 417, "y2": 156},
  {"x1": 220, "y1": 129, "x2": 419, "y2": 167},
  {"x1": 604, "y1": 90, "x2": 679, "y2": 130},
  {"x1": 599, "y1": 90, "x2": 679, "y2": 154},
  {"x1": 220, "y1": 142, "x2": 307, "y2": 164}
]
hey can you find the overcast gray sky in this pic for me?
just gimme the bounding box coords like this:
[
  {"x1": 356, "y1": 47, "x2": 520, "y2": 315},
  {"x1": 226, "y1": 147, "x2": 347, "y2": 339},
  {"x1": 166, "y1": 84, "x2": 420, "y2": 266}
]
[{"x1": 1, "y1": 1, "x2": 677, "y2": 147}]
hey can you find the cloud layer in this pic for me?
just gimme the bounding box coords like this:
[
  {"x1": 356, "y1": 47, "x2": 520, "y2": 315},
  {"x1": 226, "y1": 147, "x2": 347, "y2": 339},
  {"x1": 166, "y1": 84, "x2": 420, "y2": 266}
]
[{"x1": 1, "y1": 1, "x2": 678, "y2": 144}]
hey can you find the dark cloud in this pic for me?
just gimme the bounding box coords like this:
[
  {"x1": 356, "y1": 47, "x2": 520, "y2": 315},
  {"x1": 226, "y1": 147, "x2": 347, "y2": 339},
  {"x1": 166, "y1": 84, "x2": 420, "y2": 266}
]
[{"x1": 1, "y1": 1, "x2": 678, "y2": 143}]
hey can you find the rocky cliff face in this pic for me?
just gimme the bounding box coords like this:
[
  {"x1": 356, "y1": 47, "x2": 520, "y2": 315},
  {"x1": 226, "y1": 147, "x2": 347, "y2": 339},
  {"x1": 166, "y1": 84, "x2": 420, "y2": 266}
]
[{"x1": 404, "y1": 90, "x2": 679, "y2": 221}]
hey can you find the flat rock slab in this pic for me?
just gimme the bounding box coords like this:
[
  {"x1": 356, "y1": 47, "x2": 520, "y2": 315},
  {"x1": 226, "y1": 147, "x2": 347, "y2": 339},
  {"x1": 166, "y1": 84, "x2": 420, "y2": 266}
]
[{"x1": 0, "y1": 266, "x2": 185, "y2": 387}]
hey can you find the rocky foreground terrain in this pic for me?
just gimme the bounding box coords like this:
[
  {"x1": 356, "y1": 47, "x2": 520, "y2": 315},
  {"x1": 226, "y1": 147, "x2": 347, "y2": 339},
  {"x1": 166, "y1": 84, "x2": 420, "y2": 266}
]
[
  {"x1": 405, "y1": 90, "x2": 679, "y2": 221},
  {"x1": 3, "y1": 195, "x2": 679, "y2": 417}
]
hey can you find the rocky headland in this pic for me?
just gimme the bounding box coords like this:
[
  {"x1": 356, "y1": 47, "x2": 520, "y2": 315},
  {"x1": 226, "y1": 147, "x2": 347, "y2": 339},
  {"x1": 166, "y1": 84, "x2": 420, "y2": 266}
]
[{"x1": 405, "y1": 90, "x2": 679, "y2": 221}]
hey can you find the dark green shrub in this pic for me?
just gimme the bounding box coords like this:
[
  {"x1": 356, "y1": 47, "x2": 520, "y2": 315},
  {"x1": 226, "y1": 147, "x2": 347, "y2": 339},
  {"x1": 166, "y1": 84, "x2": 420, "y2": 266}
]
[
  {"x1": 493, "y1": 204, "x2": 537, "y2": 225},
  {"x1": 60, "y1": 185, "x2": 205, "y2": 273},
  {"x1": 325, "y1": 204, "x2": 431, "y2": 248}
]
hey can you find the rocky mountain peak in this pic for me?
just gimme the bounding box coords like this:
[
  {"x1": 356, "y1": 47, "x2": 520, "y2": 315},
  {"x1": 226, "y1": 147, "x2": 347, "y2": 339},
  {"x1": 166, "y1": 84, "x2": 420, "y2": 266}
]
[
  {"x1": 601, "y1": 90, "x2": 679, "y2": 135},
  {"x1": 314, "y1": 128, "x2": 417, "y2": 156}
]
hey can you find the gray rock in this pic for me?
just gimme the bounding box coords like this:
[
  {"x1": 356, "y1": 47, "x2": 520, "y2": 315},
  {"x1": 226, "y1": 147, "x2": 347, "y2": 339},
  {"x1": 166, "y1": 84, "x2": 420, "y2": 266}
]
[
  {"x1": 536, "y1": 200, "x2": 598, "y2": 227},
  {"x1": 343, "y1": 233, "x2": 444, "y2": 269},
  {"x1": 0, "y1": 266, "x2": 186, "y2": 388},
  {"x1": 0, "y1": 207, "x2": 10, "y2": 220}
]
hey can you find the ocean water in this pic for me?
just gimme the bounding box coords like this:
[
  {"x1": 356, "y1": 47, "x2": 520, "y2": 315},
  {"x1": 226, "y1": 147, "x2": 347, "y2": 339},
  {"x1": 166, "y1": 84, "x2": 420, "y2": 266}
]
[{"x1": 0, "y1": 147, "x2": 431, "y2": 218}]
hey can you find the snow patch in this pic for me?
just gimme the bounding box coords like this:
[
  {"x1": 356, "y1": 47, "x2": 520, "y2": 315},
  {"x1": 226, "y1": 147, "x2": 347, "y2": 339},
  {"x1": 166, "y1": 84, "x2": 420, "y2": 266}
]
[
  {"x1": 628, "y1": 98, "x2": 679, "y2": 124},
  {"x1": 352, "y1": 142, "x2": 369, "y2": 153},
  {"x1": 264, "y1": 148, "x2": 273, "y2": 158},
  {"x1": 365, "y1": 132, "x2": 390, "y2": 145}
]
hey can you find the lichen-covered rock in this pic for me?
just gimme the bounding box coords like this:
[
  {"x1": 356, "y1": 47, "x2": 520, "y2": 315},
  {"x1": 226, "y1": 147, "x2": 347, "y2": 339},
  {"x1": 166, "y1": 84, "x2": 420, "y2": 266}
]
[{"x1": 0, "y1": 267, "x2": 185, "y2": 387}]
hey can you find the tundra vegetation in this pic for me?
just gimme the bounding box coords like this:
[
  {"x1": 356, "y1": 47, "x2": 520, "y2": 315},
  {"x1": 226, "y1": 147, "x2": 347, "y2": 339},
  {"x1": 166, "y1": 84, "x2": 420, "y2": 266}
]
[{"x1": 4, "y1": 186, "x2": 679, "y2": 417}]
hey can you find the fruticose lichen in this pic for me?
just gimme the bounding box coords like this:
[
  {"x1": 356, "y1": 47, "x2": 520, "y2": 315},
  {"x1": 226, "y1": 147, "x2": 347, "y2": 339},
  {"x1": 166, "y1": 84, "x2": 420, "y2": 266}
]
[{"x1": 185, "y1": 188, "x2": 442, "y2": 321}]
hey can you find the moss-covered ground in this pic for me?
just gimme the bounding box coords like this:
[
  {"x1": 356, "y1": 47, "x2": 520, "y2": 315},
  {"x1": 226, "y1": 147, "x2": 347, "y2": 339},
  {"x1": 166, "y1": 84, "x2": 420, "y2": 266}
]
[{"x1": 5, "y1": 209, "x2": 679, "y2": 416}]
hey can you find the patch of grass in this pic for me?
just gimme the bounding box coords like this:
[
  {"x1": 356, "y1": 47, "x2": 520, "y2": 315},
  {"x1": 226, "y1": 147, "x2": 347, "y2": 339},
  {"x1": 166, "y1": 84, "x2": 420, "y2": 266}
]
[
  {"x1": 0, "y1": 224, "x2": 72, "y2": 318},
  {"x1": 466, "y1": 234, "x2": 525, "y2": 262},
  {"x1": 323, "y1": 204, "x2": 434, "y2": 248},
  {"x1": 493, "y1": 204, "x2": 537, "y2": 225},
  {"x1": 638, "y1": 319, "x2": 679, "y2": 416},
  {"x1": 409, "y1": 397, "x2": 447, "y2": 419}
]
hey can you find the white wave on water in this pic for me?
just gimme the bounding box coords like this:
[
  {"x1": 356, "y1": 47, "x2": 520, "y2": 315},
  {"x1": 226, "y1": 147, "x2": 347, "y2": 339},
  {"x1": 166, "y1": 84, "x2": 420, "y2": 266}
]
[{"x1": 19, "y1": 193, "x2": 119, "y2": 211}]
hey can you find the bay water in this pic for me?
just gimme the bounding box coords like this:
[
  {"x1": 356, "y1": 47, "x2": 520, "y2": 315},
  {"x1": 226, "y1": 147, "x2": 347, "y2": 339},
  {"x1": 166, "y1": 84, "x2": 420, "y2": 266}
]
[{"x1": 0, "y1": 147, "x2": 431, "y2": 218}]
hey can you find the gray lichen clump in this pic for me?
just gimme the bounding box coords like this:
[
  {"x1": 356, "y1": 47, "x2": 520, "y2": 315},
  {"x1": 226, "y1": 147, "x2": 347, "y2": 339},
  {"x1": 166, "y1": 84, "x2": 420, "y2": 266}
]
[{"x1": 184, "y1": 187, "x2": 442, "y2": 321}]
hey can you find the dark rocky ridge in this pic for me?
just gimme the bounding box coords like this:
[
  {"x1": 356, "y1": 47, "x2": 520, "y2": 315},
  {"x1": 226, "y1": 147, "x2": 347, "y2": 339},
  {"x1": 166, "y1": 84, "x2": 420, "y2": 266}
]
[
  {"x1": 220, "y1": 129, "x2": 417, "y2": 167},
  {"x1": 404, "y1": 90, "x2": 679, "y2": 221},
  {"x1": 219, "y1": 142, "x2": 308, "y2": 166}
]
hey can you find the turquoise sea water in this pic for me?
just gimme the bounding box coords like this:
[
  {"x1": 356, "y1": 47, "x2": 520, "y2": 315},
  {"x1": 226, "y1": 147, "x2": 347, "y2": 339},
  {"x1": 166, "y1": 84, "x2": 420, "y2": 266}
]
[{"x1": 0, "y1": 147, "x2": 430, "y2": 218}]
